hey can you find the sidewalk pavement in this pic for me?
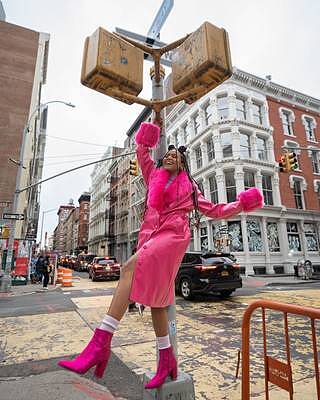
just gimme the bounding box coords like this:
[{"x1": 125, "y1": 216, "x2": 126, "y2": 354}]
[
  {"x1": 243, "y1": 273, "x2": 320, "y2": 287},
  {"x1": 0, "y1": 370, "x2": 126, "y2": 400}
]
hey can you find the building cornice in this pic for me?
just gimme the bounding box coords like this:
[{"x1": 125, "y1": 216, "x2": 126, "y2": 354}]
[{"x1": 232, "y1": 68, "x2": 320, "y2": 113}]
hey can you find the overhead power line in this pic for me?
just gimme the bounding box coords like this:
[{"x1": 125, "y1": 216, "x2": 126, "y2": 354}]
[{"x1": 45, "y1": 134, "x2": 110, "y2": 147}]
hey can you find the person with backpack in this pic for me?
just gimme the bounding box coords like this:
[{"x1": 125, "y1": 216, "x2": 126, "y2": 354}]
[{"x1": 42, "y1": 255, "x2": 52, "y2": 290}]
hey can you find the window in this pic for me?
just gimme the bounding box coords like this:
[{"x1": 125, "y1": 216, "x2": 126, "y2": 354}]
[
  {"x1": 256, "y1": 136, "x2": 268, "y2": 161},
  {"x1": 267, "y1": 222, "x2": 280, "y2": 252},
  {"x1": 228, "y1": 221, "x2": 243, "y2": 251},
  {"x1": 193, "y1": 113, "x2": 201, "y2": 135},
  {"x1": 293, "y1": 179, "x2": 304, "y2": 209},
  {"x1": 211, "y1": 225, "x2": 219, "y2": 251},
  {"x1": 287, "y1": 222, "x2": 301, "y2": 251},
  {"x1": 317, "y1": 183, "x2": 320, "y2": 208},
  {"x1": 195, "y1": 146, "x2": 203, "y2": 169},
  {"x1": 225, "y1": 171, "x2": 236, "y2": 202},
  {"x1": 197, "y1": 181, "x2": 204, "y2": 195},
  {"x1": 240, "y1": 133, "x2": 251, "y2": 158},
  {"x1": 221, "y1": 132, "x2": 233, "y2": 158},
  {"x1": 304, "y1": 223, "x2": 319, "y2": 251},
  {"x1": 217, "y1": 95, "x2": 228, "y2": 119},
  {"x1": 200, "y1": 227, "x2": 208, "y2": 250},
  {"x1": 209, "y1": 176, "x2": 218, "y2": 203},
  {"x1": 182, "y1": 123, "x2": 189, "y2": 144},
  {"x1": 262, "y1": 174, "x2": 273, "y2": 205},
  {"x1": 203, "y1": 103, "x2": 213, "y2": 125},
  {"x1": 252, "y1": 102, "x2": 263, "y2": 125},
  {"x1": 189, "y1": 229, "x2": 194, "y2": 251},
  {"x1": 311, "y1": 151, "x2": 320, "y2": 174},
  {"x1": 244, "y1": 171, "x2": 255, "y2": 190},
  {"x1": 247, "y1": 220, "x2": 263, "y2": 251},
  {"x1": 236, "y1": 96, "x2": 247, "y2": 120},
  {"x1": 282, "y1": 111, "x2": 294, "y2": 136},
  {"x1": 304, "y1": 117, "x2": 316, "y2": 141},
  {"x1": 206, "y1": 137, "x2": 215, "y2": 161}
]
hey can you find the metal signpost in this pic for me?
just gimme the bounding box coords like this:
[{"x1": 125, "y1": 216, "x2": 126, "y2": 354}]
[{"x1": 115, "y1": 1, "x2": 195, "y2": 398}]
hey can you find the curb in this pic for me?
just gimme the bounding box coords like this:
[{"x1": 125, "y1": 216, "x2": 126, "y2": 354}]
[{"x1": 266, "y1": 280, "x2": 320, "y2": 287}]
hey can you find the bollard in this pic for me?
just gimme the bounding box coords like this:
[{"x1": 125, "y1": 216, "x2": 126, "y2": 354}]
[{"x1": 142, "y1": 371, "x2": 195, "y2": 400}]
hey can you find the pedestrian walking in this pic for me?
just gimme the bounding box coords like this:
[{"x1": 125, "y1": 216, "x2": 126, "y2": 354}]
[
  {"x1": 58, "y1": 122, "x2": 264, "y2": 388},
  {"x1": 35, "y1": 254, "x2": 44, "y2": 283},
  {"x1": 42, "y1": 255, "x2": 52, "y2": 290}
]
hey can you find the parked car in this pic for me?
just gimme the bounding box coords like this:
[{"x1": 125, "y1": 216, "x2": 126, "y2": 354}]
[
  {"x1": 76, "y1": 254, "x2": 97, "y2": 272},
  {"x1": 88, "y1": 256, "x2": 121, "y2": 281},
  {"x1": 175, "y1": 251, "x2": 242, "y2": 300}
]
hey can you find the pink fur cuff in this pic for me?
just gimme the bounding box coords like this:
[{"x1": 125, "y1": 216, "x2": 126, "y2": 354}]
[
  {"x1": 135, "y1": 122, "x2": 160, "y2": 148},
  {"x1": 237, "y1": 187, "x2": 264, "y2": 212}
]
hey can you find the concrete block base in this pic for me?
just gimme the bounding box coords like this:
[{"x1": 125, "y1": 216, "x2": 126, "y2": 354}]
[{"x1": 142, "y1": 371, "x2": 195, "y2": 400}]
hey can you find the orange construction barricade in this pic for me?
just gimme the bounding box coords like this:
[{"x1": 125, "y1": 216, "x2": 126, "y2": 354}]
[
  {"x1": 240, "y1": 300, "x2": 320, "y2": 400},
  {"x1": 62, "y1": 268, "x2": 73, "y2": 287},
  {"x1": 56, "y1": 267, "x2": 64, "y2": 284}
]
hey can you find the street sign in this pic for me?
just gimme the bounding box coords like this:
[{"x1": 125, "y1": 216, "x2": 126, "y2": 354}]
[
  {"x1": 115, "y1": 27, "x2": 172, "y2": 67},
  {"x1": 147, "y1": 0, "x2": 174, "y2": 39},
  {"x1": 25, "y1": 234, "x2": 36, "y2": 241},
  {"x1": 2, "y1": 213, "x2": 24, "y2": 221}
]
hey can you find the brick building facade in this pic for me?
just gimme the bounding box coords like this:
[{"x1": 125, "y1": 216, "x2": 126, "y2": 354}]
[{"x1": 0, "y1": 20, "x2": 49, "y2": 241}]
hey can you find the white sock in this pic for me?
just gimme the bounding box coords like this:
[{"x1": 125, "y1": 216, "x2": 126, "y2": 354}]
[
  {"x1": 99, "y1": 315, "x2": 119, "y2": 333},
  {"x1": 157, "y1": 335, "x2": 171, "y2": 350}
]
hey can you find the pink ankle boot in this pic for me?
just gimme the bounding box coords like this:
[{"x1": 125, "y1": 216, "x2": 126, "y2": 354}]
[
  {"x1": 144, "y1": 346, "x2": 178, "y2": 389},
  {"x1": 58, "y1": 328, "x2": 112, "y2": 378}
]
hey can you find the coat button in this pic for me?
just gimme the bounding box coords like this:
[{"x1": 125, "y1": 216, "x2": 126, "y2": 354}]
[{"x1": 143, "y1": 245, "x2": 147, "y2": 250}]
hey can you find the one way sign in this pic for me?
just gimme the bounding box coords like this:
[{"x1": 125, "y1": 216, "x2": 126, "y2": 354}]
[{"x1": 2, "y1": 213, "x2": 24, "y2": 221}]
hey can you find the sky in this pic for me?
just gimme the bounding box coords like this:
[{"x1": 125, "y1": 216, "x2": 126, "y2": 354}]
[{"x1": 2, "y1": 0, "x2": 320, "y2": 242}]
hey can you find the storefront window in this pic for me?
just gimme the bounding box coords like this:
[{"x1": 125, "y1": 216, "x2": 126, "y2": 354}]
[
  {"x1": 227, "y1": 221, "x2": 243, "y2": 251},
  {"x1": 304, "y1": 223, "x2": 319, "y2": 251},
  {"x1": 267, "y1": 222, "x2": 280, "y2": 252},
  {"x1": 287, "y1": 222, "x2": 301, "y2": 251},
  {"x1": 247, "y1": 219, "x2": 263, "y2": 251},
  {"x1": 200, "y1": 227, "x2": 208, "y2": 250}
]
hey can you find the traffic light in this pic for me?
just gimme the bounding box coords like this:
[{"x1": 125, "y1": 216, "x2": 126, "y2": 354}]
[
  {"x1": 129, "y1": 159, "x2": 139, "y2": 176},
  {"x1": 278, "y1": 153, "x2": 289, "y2": 173},
  {"x1": 288, "y1": 152, "x2": 298, "y2": 171}
]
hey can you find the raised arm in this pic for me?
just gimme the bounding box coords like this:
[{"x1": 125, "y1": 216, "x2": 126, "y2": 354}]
[
  {"x1": 197, "y1": 187, "x2": 264, "y2": 219},
  {"x1": 135, "y1": 122, "x2": 160, "y2": 185}
]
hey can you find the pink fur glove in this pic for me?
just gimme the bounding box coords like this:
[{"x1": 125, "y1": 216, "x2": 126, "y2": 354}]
[
  {"x1": 135, "y1": 122, "x2": 160, "y2": 148},
  {"x1": 237, "y1": 187, "x2": 264, "y2": 212}
]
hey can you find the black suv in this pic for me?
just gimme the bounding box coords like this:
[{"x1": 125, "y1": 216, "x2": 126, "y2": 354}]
[{"x1": 175, "y1": 251, "x2": 242, "y2": 300}]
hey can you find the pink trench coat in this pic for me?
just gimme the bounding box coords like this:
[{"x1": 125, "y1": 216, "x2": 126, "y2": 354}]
[{"x1": 129, "y1": 144, "x2": 246, "y2": 308}]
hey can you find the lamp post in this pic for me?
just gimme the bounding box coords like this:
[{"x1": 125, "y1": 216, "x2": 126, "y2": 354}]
[
  {"x1": 0, "y1": 100, "x2": 75, "y2": 293},
  {"x1": 39, "y1": 208, "x2": 56, "y2": 251}
]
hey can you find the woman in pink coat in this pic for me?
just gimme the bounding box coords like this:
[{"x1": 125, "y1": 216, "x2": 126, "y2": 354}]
[{"x1": 58, "y1": 122, "x2": 263, "y2": 388}]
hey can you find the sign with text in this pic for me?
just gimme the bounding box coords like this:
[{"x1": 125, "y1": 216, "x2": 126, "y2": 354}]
[{"x1": 3, "y1": 213, "x2": 24, "y2": 221}]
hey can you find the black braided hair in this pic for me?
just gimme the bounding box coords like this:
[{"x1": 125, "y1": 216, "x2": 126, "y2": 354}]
[{"x1": 143, "y1": 145, "x2": 201, "y2": 227}]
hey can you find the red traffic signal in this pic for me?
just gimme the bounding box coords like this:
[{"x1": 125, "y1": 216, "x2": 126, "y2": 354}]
[{"x1": 278, "y1": 154, "x2": 288, "y2": 173}]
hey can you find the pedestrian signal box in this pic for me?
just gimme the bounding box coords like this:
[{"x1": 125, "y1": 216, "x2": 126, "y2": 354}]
[
  {"x1": 0, "y1": 226, "x2": 9, "y2": 239},
  {"x1": 129, "y1": 160, "x2": 139, "y2": 176}
]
